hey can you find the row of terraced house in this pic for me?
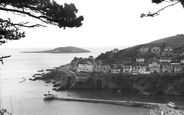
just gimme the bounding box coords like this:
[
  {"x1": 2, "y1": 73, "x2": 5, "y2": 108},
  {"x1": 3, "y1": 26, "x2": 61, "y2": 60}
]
[{"x1": 76, "y1": 57, "x2": 184, "y2": 75}]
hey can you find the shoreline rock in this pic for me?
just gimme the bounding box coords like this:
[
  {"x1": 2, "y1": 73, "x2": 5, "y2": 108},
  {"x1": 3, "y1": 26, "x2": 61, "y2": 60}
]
[{"x1": 31, "y1": 64, "x2": 184, "y2": 96}]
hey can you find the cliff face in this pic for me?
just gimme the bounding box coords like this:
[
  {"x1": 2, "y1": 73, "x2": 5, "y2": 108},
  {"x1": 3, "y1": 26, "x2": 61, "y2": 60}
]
[
  {"x1": 32, "y1": 66, "x2": 184, "y2": 96},
  {"x1": 70, "y1": 78, "x2": 96, "y2": 90},
  {"x1": 52, "y1": 71, "x2": 74, "y2": 90}
]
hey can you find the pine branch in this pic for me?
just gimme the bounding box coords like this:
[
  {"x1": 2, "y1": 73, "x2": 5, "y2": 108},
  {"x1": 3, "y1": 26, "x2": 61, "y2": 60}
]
[
  {"x1": 0, "y1": 18, "x2": 46, "y2": 28},
  {"x1": 0, "y1": 55, "x2": 11, "y2": 59},
  {"x1": 0, "y1": 1, "x2": 84, "y2": 45},
  {"x1": 156, "y1": 1, "x2": 179, "y2": 13},
  {"x1": 141, "y1": 1, "x2": 180, "y2": 18},
  {"x1": 0, "y1": 7, "x2": 50, "y2": 24},
  {"x1": 0, "y1": 55, "x2": 11, "y2": 65}
]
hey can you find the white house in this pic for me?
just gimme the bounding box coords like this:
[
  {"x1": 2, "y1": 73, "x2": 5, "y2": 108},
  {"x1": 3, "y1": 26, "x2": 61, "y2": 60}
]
[
  {"x1": 149, "y1": 62, "x2": 160, "y2": 73},
  {"x1": 122, "y1": 65, "x2": 132, "y2": 74},
  {"x1": 159, "y1": 57, "x2": 172, "y2": 63},
  {"x1": 180, "y1": 59, "x2": 184, "y2": 64},
  {"x1": 138, "y1": 66, "x2": 149, "y2": 74},
  {"x1": 139, "y1": 46, "x2": 149, "y2": 53},
  {"x1": 164, "y1": 46, "x2": 173, "y2": 52},
  {"x1": 136, "y1": 57, "x2": 145, "y2": 63},
  {"x1": 111, "y1": 69, "x2": 121, "y2": 74},
  {"x1": 171, "y1": 63, "x2": 183, "y2": 73},
  {"x1": 77, "y1": 63, "x2": 94, "y2": 72},
  {"x1": 132, "y1": 66, "x2": 140, "y2": 75},
  {"x1": 110, "y1": 64, "x2": 121, "y2": 74}
]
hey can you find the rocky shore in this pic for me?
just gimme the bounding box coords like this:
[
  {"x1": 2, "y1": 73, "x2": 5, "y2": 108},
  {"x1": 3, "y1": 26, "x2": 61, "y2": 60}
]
[{"x1": 30, "y1": 63, "x2": 184, "y2": 96}]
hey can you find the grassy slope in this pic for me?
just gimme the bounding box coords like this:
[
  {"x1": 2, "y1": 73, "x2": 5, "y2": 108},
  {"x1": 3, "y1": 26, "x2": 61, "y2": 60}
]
[
  {"x1": 150, "y1": 34, "x2": 184, "y2": 44},
  {"x1": 113, "y1": 35, "x2": 184, "y2": 60}
]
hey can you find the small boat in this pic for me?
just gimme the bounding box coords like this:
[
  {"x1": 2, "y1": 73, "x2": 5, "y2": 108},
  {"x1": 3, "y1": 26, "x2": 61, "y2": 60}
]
[{"x1": 43, "y1": 91, "x2": 55, "y2": 100}]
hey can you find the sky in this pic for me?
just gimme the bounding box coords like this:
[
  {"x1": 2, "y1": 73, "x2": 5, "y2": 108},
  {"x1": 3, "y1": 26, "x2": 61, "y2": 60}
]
[{"x1": 1, "y1": 0, "x2": 184, "y2": 49}]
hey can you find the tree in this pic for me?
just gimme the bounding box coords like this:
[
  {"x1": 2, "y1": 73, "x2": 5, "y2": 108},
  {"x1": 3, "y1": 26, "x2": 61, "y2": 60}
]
[
  {"x1": 0, "y1": 0, "x2": 84, "y2": 45},
  {"x1": 141, "y1": 0, "x2": 184, "y2": 18},
  {"x1": 0, "y1": 0, "x2": 84, "y2": 64}
]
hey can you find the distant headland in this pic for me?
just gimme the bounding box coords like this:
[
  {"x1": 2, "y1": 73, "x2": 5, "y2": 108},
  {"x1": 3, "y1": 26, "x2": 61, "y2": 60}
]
[{"x1": 21, "y1": 46, "x2": 90, "y2": 53}]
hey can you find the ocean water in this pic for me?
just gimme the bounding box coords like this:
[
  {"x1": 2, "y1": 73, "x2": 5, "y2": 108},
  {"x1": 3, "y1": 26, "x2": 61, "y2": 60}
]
[{"x1": 0, "y1": 47, "x2": 183, "y2": 115}]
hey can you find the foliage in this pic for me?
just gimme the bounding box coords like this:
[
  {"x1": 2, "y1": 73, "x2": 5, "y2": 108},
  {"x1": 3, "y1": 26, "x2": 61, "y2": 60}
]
[
  {"x1": 70, "y1": 78, "x2": 95, "y2": 90},
  {"x1": 113, "y1": 46, "x2": 140, "y2": 59},
  {"x1": 102, "y1": 73, "x2": 184, "y2": 95},
  {"x1": 96, "y1": 51, "x2": 113, "y2": 61},
  {"x1": 0, "y1": 0, "x2": 84, "y2": 45},
  {"x1": 141, "y1": 0, "x2": 184, "y2": 18},
  {"x1": 132, "y1": 73, "x2": 184, "y2": 95},
  {"x1": 104, "y1": 74, "x2": 133, "y2": 92},
  {"x1": 0, "y1": 18, "x2": 25, "y2": 44}
]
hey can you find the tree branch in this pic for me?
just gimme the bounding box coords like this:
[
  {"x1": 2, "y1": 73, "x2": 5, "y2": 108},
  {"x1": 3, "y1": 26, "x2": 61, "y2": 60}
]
[
  {"x1": 0, "y1": 55, "x2": 11, "y2": 65},
  {"x1": 0, "y1": 18, "x2": 25, "y2": 45},
  {"x1": 141, "y1": 1, "x2": 180, "y2": 18},
  {"x1": 0, "y1": 7, "x2": 50, "y2": 24},
  {"x1": 0, "y1": 55, "x2": 11, "y2": 59},
  {"x1": 179, "y1": 0, "x2": 184, "y2": 8},
  {"x1": 0, "y1": 18, "x2": 46, "y2": 28},
  {"x1": 0, "y1": 1, "x2": 84, "y2": 45},
  {"x1": 157, "y1": 1, "x2": 179, "y2": 13},
  {"x1": 15, "y1": 23, "x2": 47, "y2": 28}
]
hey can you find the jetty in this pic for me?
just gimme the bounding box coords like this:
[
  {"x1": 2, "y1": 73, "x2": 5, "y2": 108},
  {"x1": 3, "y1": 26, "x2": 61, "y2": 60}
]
[
  {"x1": 52, "y1": 96, "x2": 158, "y2": 109},
  {"x1": 49, "y1": 96, "x2": 184, "y2": 115}
]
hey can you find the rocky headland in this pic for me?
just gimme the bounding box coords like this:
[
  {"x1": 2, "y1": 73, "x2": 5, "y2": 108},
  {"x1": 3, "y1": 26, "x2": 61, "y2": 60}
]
[{"x1": 31, "y1": 34, "x2": 184, "y2": 96}]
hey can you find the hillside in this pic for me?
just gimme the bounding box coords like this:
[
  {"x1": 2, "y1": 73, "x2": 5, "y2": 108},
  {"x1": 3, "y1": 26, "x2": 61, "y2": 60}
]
[
  {"x1": 22, "y1": 46, "x2": 90, "y2": 53},
  {"x1": 150, "y1": 34, "x2": 184, "y2": 44},
  {"x1": 96, "y1": 34, "x2": 184, "y2": 63}
]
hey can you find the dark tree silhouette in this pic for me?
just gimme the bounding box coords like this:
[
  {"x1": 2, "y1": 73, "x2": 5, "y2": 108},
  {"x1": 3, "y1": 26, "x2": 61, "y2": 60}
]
[
  {"x1": 141, "y1": 0, "x2": 184, "y2": 18},
  {"x1": 0, "y1": 0, "x2": 84, "y2": 64},
  {"x1": 0, "y1": 0, "x2": 84, "y2": 45}
]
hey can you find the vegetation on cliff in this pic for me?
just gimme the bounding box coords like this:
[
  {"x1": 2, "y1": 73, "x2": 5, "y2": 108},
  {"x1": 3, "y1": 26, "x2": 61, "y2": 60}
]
[{"x1": 132, "y1": 73, "x2": 184, "y2": 95}]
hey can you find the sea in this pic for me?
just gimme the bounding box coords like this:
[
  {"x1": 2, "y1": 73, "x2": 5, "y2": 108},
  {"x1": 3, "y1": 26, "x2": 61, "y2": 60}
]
[{"x1": 0, "y1": 47, "x2": 184, "y2": 115}]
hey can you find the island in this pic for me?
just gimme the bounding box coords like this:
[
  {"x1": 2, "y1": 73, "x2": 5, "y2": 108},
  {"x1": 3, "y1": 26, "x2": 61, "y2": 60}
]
[{"x1": 21, "y1": 46, "x2": 90, "y2": 53}]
